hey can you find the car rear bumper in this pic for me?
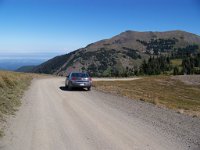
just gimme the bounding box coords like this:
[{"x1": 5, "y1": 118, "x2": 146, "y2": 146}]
[{"x1": 71, "y1": 81, "x2": 91, "y2": 88}]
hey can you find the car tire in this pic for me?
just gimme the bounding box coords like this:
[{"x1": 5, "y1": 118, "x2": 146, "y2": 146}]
[
  {"x1": 68, "y1": 82, "x2": 72, "y2": 91},
  {"x1": 65, "y1": 84, "x2": 68, "y2": 88},
  {"x1": 65, "y1": 85, "x2": 68, "y2": 90}
]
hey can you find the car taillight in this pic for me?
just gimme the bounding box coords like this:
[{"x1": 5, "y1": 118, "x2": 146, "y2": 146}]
[{"x1": 72, "y1": 77, "x2": 77, "y2": 80}]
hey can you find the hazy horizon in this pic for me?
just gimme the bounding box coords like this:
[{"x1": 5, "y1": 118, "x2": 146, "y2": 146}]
[{"x1": 0, "y1": 51, "x2": 65, "y2": 70}]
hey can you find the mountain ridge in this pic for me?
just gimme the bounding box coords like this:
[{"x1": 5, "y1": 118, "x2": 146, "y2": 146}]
[{"x1": 31, "y1": 30, "x2": 200, "y2": 76}]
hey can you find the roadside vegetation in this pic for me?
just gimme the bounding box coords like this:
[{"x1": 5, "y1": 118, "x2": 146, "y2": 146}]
[
  {"x1": 0, "y1": 71, "x2": 34, "y2": 136},
  {"x1": 93, "y1": 75, "x2": 200, "y2": 116}
]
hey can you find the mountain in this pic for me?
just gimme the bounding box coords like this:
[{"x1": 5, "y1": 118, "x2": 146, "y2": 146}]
[
  {"x1": 16, "y1": 66, "x2": 36, "y2": 72},
  {"x1": 31, "y1": 30, "x2": 200, "y2": 76}
]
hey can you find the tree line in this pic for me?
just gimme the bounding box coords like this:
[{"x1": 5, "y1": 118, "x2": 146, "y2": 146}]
[
  {"x1": 87, "y1": 53, "x2": 200, "y2": 77},
  {"x1": 138, "y1": 54, "x2": 200, "y2": 76},
  {"x1": 86, "y1": 44, "x2": 200, "y2": 77},
  {"x1": 139, "y1": 56, "x2": 171, "y2": 75},
  {"x1": 182, "y1": 53, "x2": 200, "y2": 74}
]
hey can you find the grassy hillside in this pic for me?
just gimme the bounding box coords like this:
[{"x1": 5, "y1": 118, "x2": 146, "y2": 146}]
[
  {"x1": 0, "y1": 71, "x2": 33, "y2": 136},
  {"x1": 93, "y1": 76, "x2": 200, "y2": 116},
  {"x1": 31, "y1": 30, "x2": 200, "y2": 76}
]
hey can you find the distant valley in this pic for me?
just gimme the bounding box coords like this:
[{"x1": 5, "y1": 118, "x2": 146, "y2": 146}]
[{"x1": 0, "y1": 52, "x2": 63, "y2": 71}]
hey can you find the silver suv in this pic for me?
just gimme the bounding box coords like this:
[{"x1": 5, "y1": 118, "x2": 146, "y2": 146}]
[{"x1": 65, "y1": 72, "x2": 92, "y2": 91}]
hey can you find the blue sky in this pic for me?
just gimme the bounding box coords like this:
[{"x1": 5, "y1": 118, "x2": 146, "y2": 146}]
[{"x1": 0, "y1": 0, "x2": 199, "y2": 54}]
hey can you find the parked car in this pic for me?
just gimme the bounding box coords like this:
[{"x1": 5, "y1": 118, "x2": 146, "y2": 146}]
[{"x1": 65, "y1": 72, "x2": 92, "y2": 91}]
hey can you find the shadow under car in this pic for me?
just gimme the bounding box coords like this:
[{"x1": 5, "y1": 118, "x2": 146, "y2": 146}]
[{"x1": 59, "y1": 86, "x2": 89, "y2": 92}]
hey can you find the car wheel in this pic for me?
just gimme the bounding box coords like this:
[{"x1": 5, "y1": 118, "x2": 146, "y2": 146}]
[
  {"x1": 68, "y1": 82, "x2": 72, "y2": 90},
  {"x1": 65, "y1": 84, "x2": 68, "y2": 88}
]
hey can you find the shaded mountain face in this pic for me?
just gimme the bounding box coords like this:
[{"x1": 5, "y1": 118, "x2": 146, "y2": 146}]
[
  {"x1": 15, "y1": 66, "x2": 35, "y2": 72},
  {"x1": 31, "y1": 30, "x2": 200, "y2": 76}
]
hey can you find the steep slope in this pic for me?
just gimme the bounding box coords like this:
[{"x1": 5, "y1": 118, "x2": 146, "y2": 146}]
[
  {"x1": 32, "y1": 30, "x2": 200, "y2": 76},
  {"x1": 16, "y1": 66, "x2": 36, "y2": 73}
]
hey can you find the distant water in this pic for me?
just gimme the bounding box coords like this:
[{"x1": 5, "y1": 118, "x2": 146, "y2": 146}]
[{"x1": 0, "y1": 52, "x2": 64, "y2": 71}]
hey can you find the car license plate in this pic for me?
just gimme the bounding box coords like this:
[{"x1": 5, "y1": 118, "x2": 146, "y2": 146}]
[{"x1": 80, "y1": 83, "x2": 84, "y2": 86}]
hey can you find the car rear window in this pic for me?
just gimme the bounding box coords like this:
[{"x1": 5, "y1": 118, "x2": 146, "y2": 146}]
[{"x1": 71, "y1": 73, "x2": 89, "y2": 78}]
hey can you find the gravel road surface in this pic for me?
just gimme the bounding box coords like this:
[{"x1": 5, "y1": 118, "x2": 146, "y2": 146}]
[{"x1": 0, "y1": 77, "x2": 199, "y2": 150}]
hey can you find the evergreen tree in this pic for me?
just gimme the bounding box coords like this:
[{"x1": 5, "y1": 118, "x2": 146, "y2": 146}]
[
  {"x1": 140, "y1": 56, "x2": 171, "y2": 75},
  {"x1": 173, "y1": 66, "x2": 179, "y2": 75}
]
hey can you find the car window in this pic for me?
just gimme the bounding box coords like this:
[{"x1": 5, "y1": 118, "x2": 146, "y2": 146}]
[{"x1": 71, "y1": 73, "x2": 89, "y2": 78}]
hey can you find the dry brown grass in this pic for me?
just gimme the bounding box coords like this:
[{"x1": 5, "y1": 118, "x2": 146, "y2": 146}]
[
  {"x1": 93, "y1": 76, "x2": 200, "y2": 116},
  {"x1": 171, "y1": 59, "x2": 182, "y2": 66},
  {"x1": 0, "y1": 71, "x2": 39, "y2": 136}
]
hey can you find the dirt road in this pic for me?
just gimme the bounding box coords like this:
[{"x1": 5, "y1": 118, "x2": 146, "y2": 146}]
[{"x1": 1, "y1": 78, "x2": 200, "y2": 150}]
